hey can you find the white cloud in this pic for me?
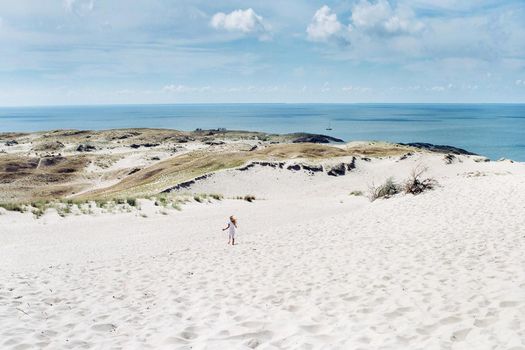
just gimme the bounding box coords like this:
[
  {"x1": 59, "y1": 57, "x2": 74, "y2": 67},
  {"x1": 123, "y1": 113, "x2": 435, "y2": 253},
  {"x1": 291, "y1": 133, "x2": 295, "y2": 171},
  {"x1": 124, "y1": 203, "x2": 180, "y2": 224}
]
[
  {"x1": 163, "y1": 85, "x2": 211, "y2": 93},
  {"x1": 350, "y1": 0, "x2": 424, "y2": 35},
  {"x1": 342, "y1": 85, "x2": 372, "y2": 92},
  {"x1": 516, "y1": 79, "x2": 523, "y2": 86},
  {"x1": 306, "y1": 1, "x2": 423, "y2": 44},
  {"x1": 306, "y1": 6, "x2": 344, "y2": 42},
  {"x1": 210, "y1": 8, "x2": 269, "y2": 39},
  {"x1": 63, "y1": 0, "x2": 95, "y2": 15}
]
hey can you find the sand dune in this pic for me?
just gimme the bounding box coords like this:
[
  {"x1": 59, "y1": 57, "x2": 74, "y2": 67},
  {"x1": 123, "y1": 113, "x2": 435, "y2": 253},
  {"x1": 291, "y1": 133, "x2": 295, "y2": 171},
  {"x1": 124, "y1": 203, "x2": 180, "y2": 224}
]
[{"x1": 1, "y1": 152, "x2": 525, "y2": 349}]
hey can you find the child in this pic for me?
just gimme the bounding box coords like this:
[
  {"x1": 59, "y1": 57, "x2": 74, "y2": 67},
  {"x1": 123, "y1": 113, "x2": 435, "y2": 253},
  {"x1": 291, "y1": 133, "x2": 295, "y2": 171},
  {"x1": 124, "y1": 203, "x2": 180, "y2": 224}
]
[{"x1": 222, "y1": 215, "x2": 238, "y2": 245}]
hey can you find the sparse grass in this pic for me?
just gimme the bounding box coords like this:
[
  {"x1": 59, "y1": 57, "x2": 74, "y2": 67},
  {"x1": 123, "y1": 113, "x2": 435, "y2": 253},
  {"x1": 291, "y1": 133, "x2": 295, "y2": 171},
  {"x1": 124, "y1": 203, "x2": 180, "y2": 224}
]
[
  {"x1": 154, "y1": 196, "x2": 168, "y2": 207},
  {"x1": 192, "y1": 193, "x2": 224, "y2": 203},
  {"x1": 209, "y1": 193, "x2": 223, "y2": 201},
  {"x1": 31, "y1": 200, "x2": 48, "y2": 218},
  {"x1": 234, "y1": 195, "x2": 255, "y2": 202},
  {"x1": 349, "y1": 190, "x2": 364, "y2": 196},
  {"x1": 57, "y1": 204, "x2": 72, "y2": 218},
  {"x1": 0, "y1": 203, "x2": 26, "y2": 213},
  {"x1": 368, "y1": 167, "x2": 438, "y2": 201},
  {"x1": 94, "y1": 199, "x2": 106, "y2": 208},
  {"x1": 368, "y1": 177, "x2": 400, "y2": 201},
  {"x1": 346, "y1": 142, "x2": 417, "y2": 157}
]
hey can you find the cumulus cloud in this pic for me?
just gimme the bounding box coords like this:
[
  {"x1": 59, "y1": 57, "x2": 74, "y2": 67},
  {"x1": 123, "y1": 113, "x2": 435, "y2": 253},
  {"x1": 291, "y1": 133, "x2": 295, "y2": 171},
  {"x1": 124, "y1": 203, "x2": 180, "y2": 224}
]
[
  {"x1": 210, "y1": 8, "x2": 269, "y2": 39},
  {"x1": 307, "y1": 1, "x2": 423, "y2": 44},
  {"x1": 306, "y1": 6, "x2": 344, "y2": 42},
  {"x1": 350, "y1": 0, "x2": 424, "y2": 35}
]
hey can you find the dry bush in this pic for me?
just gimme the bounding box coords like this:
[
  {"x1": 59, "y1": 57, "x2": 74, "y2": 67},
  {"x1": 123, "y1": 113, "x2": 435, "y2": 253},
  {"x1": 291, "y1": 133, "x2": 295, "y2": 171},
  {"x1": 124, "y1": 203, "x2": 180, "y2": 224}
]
[
  {"x1": 243, "y1": 194, "x2": 256, "y2": 202},
  {"x1": 368, "y1": 177, "x2": 400, "y2": 201},
  {"x1": 404, "y1": 166, "x2": 437, "y2": 195}
]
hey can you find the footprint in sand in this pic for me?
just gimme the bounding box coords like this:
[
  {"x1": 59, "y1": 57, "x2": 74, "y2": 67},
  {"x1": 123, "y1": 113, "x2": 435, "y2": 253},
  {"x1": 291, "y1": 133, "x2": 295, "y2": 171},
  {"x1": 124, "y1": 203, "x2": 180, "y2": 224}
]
[
  {"x1": 499, "y1": 301, "x2": 519, "y2": 308},
  {"x1": 179, "y1": 331, "x2": 198, "y2": 340},
  {"x1": 163, "y1": 336, "x2": 188, "y2": 345},
  {"x1": 474, "y1": 317, "x2": 498, "y2": 328},
  {"x1": 440, "y1": 316, "x2": 462, "y2": 325},
  {"x1": 91, "y1": 323, "x2": 117, "y2": 332},
  {"x1": 239, "y1": 321, "x2": 268, "y2": 329},
  {"x1": 245, "y1": 338, "x2": 260, "y2": 349},
  {"x1": 450, "y1": 328, "x2": 471, "y2": 342},
  {"x1": 300, "y1": 324, "x2": 328, "y2": 334},
  {"x1": 384, "y1": 307, "x2": 413, "y2": 319}
]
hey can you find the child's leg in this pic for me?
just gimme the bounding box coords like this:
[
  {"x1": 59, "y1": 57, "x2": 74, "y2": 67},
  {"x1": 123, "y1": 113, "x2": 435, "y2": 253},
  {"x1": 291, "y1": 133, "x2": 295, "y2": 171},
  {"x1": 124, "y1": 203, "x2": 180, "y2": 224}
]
[{"x1": 232, "y1": 237, "x2": 235, "y2": 245}]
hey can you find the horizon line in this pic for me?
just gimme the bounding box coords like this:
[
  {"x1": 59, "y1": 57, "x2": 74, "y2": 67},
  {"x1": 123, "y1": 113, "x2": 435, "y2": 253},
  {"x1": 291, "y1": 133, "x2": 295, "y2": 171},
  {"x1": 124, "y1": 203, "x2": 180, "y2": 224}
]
[{"x1": 1, "y1": 102, "x2": 525, "y2": 108}]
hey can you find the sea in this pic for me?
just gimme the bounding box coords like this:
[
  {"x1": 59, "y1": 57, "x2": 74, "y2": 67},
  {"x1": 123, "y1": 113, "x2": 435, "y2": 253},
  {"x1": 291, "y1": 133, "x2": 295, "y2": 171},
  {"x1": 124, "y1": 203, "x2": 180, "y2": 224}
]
[{"x1": 0, "y1": 103, "x2": 524, "y2": 161}]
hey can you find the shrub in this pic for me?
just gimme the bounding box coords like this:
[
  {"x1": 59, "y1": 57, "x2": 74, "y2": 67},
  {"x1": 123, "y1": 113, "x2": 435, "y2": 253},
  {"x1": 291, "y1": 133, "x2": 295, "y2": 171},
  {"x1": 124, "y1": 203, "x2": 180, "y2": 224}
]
[
  {"x1": 126, "y1": 198, "x2": 137, "y2": 207},
  {"x1": 94, "y1": 199, "x2": 106, "y2": 208},
  {"x1": 209, "y1": 193, "x2": 223, "y2": 201},
  {"x1": 57, "y1": 205, "x2": 72, "y2": 218},
  {"x1": 349, "y1": 190, "x2": 364, "y2": 196},
  {"x1": 30, "y1": 200, "x2": 49, "y2": 218},
  {"x1": 154, "y1": 196, "x2": 168, "y2": 207},
  {"x1": 243, "y1": 194, "x2": 256, "y2": 202},
  {"x1": 404, "y1": 166, "x2": 437, "y2": 195},
  {"x1": 193, "y1": 195, "x2": 204, "y2": 203},
  {"x1": 369, "y1": 177, "x2": 400, "y2": 201},
  {"x1": 32, "y1": 207, "x2": 46, "y2": 218}
]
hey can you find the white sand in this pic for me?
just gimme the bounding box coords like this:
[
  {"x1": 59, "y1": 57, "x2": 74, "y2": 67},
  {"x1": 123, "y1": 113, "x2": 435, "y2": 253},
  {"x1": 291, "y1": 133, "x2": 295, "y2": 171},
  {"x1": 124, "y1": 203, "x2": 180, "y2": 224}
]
[{"x1": 1, "y1": 154, "x2": 525, "y2": 349}]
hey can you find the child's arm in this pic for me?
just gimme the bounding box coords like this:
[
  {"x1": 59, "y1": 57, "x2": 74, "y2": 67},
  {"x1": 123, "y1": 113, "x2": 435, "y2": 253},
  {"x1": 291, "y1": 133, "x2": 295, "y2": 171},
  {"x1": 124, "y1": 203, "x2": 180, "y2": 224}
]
[{"x1": 222, "y1": 223, "x2": 230, "y2": 231}]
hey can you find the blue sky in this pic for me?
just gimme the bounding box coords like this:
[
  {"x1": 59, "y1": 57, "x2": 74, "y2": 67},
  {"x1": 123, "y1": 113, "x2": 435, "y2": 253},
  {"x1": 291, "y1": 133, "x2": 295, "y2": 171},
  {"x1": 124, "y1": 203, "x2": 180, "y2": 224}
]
[{"x1": 1, "y1": 0, "x2": 525, "y2": 105}]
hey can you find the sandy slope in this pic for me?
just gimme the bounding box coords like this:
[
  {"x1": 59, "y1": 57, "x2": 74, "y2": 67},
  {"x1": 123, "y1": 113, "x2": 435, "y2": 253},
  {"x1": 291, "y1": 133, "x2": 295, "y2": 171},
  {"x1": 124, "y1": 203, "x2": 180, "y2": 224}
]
[{"x1": 1, "y1": 155, "x2": 525, "y2": 349}]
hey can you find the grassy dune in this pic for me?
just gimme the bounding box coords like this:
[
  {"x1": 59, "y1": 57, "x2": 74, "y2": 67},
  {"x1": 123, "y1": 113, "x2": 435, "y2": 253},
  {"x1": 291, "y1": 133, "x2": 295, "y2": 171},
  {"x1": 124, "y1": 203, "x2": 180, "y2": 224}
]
[
  {"x1": 0, "y1": 128, "x2": 418, "y2": 204},
  {"x1": 82, "y1": 142, "x2": 415, "y2": 200}
]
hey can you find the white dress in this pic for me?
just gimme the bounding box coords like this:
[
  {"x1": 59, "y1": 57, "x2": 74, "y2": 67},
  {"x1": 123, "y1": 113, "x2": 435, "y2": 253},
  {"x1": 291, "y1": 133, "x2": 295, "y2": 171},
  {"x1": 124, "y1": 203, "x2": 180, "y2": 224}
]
[{"x1": 228, "y1": 220, "x2": 237, "y2": 238}]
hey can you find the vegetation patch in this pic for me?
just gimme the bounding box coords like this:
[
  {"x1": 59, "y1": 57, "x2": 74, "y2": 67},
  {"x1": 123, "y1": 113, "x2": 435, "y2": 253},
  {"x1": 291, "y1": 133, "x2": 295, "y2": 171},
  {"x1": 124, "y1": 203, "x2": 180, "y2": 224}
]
[
  {"x1": 403, "y1": 166, "x2": 438, "y2": 195},
  {"x1": 368, "y1": 166, "x2": 438, "y2": 201},
  {"x1": 349, "y1": 190, "x2": 364, "y2": 196},
  {"x1": 369, "y1": 177, "x2": 401, "y2": 201}
]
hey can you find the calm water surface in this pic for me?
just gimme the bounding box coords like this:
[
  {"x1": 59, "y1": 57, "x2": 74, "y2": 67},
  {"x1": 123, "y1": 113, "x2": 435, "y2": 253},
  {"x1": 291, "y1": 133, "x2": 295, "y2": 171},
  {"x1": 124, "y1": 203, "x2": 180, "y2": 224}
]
[{"x1": 0, "y1": 104, "x2": 523, "y2": 161}]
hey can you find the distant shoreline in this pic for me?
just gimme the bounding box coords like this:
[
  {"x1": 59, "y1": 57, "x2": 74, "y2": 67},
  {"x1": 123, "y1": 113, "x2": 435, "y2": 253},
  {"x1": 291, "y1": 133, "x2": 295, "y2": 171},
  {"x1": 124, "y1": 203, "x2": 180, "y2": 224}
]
[
  {"x1": 0, "y1": 104, "x2": 523, "y2": 161},
  {"x1": 2, "y1": 102, "x2": 525, "y2": 109}
]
